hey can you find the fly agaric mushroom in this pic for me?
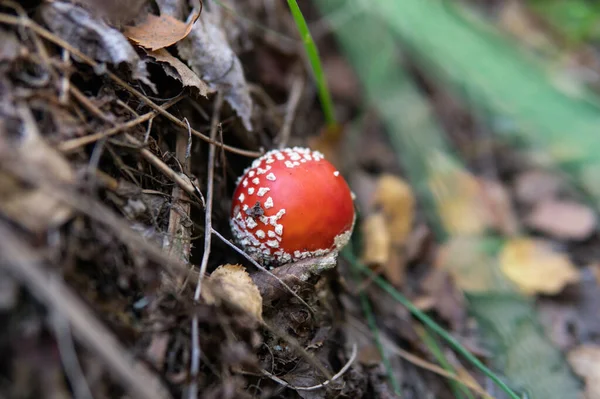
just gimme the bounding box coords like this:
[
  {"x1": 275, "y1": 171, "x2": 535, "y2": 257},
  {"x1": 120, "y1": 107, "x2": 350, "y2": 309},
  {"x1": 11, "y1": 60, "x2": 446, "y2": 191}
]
[{"x1": 230, "y1": 147, "x2": 355, "y2": 265}]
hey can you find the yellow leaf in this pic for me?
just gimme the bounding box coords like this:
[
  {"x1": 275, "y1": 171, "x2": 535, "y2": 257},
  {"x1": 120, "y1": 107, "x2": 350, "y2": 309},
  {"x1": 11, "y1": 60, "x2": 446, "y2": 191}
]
[
  {"x1": 360, "y1": 212, "x2": 390, "y2": 268},
  {"x1": 500, "y1": 238, "x2": 579, "y2": 295},
  {"x1": 373, "y1": 174, "x2": 415, "y2": 246},
  {"x1": 428, "y1": 151, "x2": 518, "y2": 235},
  {"x1": 203, "y1": 264, "x2": 263, "y2": 322},
  {"x1": 428, "y1": 152, "x2": 489, "y2": 235}
]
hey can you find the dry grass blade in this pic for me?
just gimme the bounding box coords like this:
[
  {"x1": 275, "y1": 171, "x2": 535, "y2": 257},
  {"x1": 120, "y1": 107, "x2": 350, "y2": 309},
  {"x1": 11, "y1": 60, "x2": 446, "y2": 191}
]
[
  {"x1": 346, "y1": 316, "x2": 496, "y2": 399},
  {"x1": 0, "y1": 223, "x2": 170, "y2": 399},
  {"x1": 0, "y1": 12, "x2": 262, "y2": 158}
]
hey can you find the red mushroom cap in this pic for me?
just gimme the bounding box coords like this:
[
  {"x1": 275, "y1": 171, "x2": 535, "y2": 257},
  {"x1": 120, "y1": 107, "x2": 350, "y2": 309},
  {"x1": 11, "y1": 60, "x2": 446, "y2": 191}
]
[{"x1": 230, "y1": 147, "x2": 355, "y2": 265}]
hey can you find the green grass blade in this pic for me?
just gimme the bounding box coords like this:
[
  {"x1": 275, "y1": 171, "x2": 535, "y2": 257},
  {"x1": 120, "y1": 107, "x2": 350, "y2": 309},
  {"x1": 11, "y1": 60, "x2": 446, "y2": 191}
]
[
  {"x1": 286, "y1": 0, "x2": 336, "y2": 126},
  {"x1": 420, "y1": 328, "x2": 475, "y2": 399},
  {"x1": 348, "y1": 247, "x2": 402, "y2": 396},
  {"x1": 344, "y1": 250, "x2": 521, "y2": 399}
]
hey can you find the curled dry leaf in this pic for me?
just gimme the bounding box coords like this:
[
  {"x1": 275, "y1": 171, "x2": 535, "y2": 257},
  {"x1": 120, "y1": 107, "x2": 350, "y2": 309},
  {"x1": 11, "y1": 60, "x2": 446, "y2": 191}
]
[
  {"x1": 568, "y1": 345, "x2": 600, "y2": 399},
  {"x1": 124, "y1": 6, "x2": 200, "y2": 51},
  {"x1": 156, "y1": 0, "x2": 253, "y2": 130},
  {"x1": 526, "y1": 199, "x2": 596, "y2": 240},
  {"x1": 145, "y1": 48, "x2": 210, "y2": 96},
  {"x1": 203, "y1": 264, "x2": 263, "y2": 322},
  {"x1": 500, "y1": 238, "x2": 580, "y2": 295},
  {"x1": 40, "y1": 2, "x2": 153, "y2": 89}
]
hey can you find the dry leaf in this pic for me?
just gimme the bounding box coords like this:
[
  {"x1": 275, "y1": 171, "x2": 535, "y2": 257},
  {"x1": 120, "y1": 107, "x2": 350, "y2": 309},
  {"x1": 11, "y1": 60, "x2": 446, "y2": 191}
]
[
  {"x1": 359, "y1": 175, "x2": 415, "y2": 286},
  {"x1": 146, "y1": 48, "x2": 210, "y2": 96},
  {"x1": 0, "y1": 29, "x2": 20, "y2": 62},
  {"x1": 479, "y1": 179, "x2": 519, "y2": 235},
  {"x1": 41, "y1": 2, "x2": 153, "y2": 89},
  {"x1": 428, "y1": 152, "x2": 518, "y2": 235},
  {"x1": 514, "y1": 169, "x2": 562, "y2": 205},
  {"x1": 500, "y1": 238, "x2": 580, "y2": 295},
  {"x1": 124, "y1": 6, "x2": 200, "y2": 51},
  {"x1": 568, "y1": 345, "x2": 600, "y2": 399},
  {"x1": 373, "y1": 174, "x2": 415, "y2": 245},
  {"x1": 526, "y1": 199, "x2": 596, "y2": 240},
  {"x1": 436, "y1": 236, "x2": 510, "y2": 293},
  {"x1": 361, "y1": 212, "x2": 390, "y2": 268},
  {"x1": 156, "y1": 0, "x2": 253, "y2": 130},
  {"x1": 203, "y1": 264, "x2": 263, "y2": 322},
  {"x1": 0, "y1": 106, "x2": 74, "y2": 232}
]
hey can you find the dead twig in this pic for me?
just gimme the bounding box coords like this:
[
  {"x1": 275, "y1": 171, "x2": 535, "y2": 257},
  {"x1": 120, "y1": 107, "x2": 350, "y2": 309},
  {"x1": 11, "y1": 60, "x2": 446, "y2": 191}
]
[
  {"x1": 162, "y1": 116, "x2": 194, "y2": 291},
  {"x1": 188, "y1": 92, "x2": 223, "y2": 399},
  {"x1": 124, "y1": 133, "x2": 205, "y2": 207},
  {"x1": 0, "y1": 12, "x2": 262, "y2": 158},
  {"x1": 0, "y1": 223, "x2": 170, "y2": 399},
  {"x1": 50, "y1": 311, "x2": 94, "y2": 399},
  {"x1": 58, "y1": 95, "x2": 185, "y2": 152}
]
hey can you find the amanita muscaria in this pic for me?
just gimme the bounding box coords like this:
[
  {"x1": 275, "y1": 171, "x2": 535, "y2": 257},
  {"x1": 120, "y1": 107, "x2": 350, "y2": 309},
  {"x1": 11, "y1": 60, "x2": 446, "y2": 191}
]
[{"x1": 230, "y1": 147, "x2": 355, "y2": 265}]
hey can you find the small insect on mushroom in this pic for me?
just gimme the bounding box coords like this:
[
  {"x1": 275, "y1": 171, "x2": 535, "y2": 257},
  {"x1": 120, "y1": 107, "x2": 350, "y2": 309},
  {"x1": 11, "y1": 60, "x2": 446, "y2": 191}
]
[{"x1": 230, "y1": 147, "x2": 356, "y2": 265}]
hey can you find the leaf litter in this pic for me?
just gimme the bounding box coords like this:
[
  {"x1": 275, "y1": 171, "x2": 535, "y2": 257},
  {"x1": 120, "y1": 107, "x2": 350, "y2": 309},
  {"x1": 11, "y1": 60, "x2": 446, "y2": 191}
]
[{"x1": 1, "y1": 1, "x2": 600, "y2": 398}]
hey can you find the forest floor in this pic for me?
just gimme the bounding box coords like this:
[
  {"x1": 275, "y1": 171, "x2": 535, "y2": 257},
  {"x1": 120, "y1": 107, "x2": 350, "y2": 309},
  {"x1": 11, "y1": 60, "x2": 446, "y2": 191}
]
[{"x1": 1, "y1": 1, "x2": 599, "y2": 399}]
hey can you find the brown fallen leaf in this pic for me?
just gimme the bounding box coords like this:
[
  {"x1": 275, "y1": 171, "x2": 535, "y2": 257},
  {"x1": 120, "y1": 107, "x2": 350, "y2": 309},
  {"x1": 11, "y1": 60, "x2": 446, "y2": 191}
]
[
  {"x1": 145, "y1": 48, "x2": 210, "y2": 96},
  {"x1": 500, "y1": 238, "x2": 580, "y2": 295},
  {"x1": 124, "y1": 6, "x2": 201, "y2": 51},
  {"x1": 568, "y1": 345, "x2": 600, "y2": 399},
  {"x1": 514, "y1": 169, "x2": 562, "y2": 205},
  {"x1": 159, "y1": 0, "x2": 253, "y2": 130},
  {"x1": 526, "y1": 199, "x2": 596, "y2": 240},
  {"x1": 203, "y1": 264, "x2": 263, "y2": 322},
  {"x1": 0, "y1": 106, "x2": 74, "y2": 232}
]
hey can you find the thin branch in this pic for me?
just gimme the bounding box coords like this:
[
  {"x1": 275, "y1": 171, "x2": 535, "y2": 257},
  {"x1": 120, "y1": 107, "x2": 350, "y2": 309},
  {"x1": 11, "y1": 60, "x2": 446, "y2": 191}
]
[
  {"x1": 0, "y1": 12, "x2": 262, "y2": 158},
  {"x1": 124, "y1": 133, "x2": 203, "y2": 206},
  {"x1": 0, "y1": 223, "x2": 169, "y2": 399},
  {"x1": 50, "y1": 311, "x2": 94, "y2": 399},
  {"x1": 188, "y1": 92, "x2": 223, "y2": 399},
  {"x1": 58, "y1": 95, "x2": 184, "y2": 152}
]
